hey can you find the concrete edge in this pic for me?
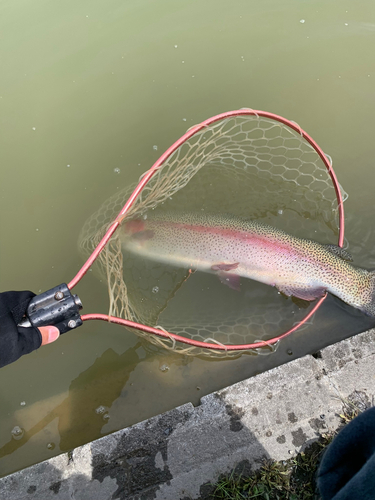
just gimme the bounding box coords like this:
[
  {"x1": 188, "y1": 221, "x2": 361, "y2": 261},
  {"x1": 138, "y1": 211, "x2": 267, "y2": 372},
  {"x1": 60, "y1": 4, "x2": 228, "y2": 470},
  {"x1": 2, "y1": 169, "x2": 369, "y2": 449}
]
[{"x1": 1, "y1": 328, "x2": 375, "y2": 500}]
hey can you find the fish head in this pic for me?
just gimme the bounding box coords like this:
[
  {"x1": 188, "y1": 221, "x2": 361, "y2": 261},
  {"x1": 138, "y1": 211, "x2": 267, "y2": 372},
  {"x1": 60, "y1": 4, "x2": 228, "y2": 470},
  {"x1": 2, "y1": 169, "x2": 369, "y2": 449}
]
[{"x1": 121, "y1": 219, "x2": 155, "y2": 248}]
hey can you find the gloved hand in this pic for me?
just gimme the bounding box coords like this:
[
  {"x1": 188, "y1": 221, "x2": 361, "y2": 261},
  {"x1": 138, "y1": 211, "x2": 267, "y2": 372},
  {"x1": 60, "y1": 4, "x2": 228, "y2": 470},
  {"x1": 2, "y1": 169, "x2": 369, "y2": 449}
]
[{"x1": 0, "y1": 291, "x2": 60, "y2": 368}]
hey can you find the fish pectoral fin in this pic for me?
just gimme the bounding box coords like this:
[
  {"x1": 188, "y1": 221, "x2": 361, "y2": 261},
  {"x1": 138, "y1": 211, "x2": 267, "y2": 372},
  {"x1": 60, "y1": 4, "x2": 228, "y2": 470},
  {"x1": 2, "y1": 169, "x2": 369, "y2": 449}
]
[
  {"x1": 212, "y1": 263, "x2": 241, "y2": 291},
  {"x1": 276, "y1": 285, "x2": 326, "y2": 301},
  {"x1": 211, "y1": 262, "x2": 239, "y2": 272},
  {"x1": 217, "y1": 272, "x2": 241, "y2": 291},
  {"x1": 324, "y1": 244, "x2": 353, "y2": 262}
]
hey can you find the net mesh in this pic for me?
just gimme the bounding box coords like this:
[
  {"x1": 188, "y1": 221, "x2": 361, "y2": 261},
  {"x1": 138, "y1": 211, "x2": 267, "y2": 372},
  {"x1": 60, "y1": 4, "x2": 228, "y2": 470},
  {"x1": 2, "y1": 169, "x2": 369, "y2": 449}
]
[{"x1": 79, "y1": 113, "x2": 347, "y2": 358}]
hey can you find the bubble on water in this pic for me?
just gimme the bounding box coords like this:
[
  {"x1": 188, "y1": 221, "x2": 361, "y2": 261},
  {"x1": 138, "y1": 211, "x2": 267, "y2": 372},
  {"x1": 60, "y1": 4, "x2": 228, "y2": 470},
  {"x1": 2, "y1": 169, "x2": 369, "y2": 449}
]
[
  {"x1": 20, "y1": 401, "x2": 26, "y2": 406},
  {"x1": 67, "y1": 164, "x2": 70, "y2": 168},
  {"x1": 95, "y1": 405, "x2": 106, "y2": 415},
  {"x1": 36, "y1": 228, "x2": 39, "y2": 231},
  {"x1": 300, "y1": 19, "x2": 305, "y2": 24},
  {"x1": 47, "y1": 442, "x2": 55, "y2": 450},
  {"x1": 174, "y1": 45, "x2": 178, "y2": 48},
  {"x1": 153, "y1": 145, "x2": 158, "y2": 151},
  {"x1": 114, "y1": 168, "x2": 121, "y2": 174},
  {"x1": 11, "y1": 426, "x2": 24, "y2": 440},
  {"x1": 152, "y1": 286, "x2": 159, "y2": 294},
  {"x1": 278, "y1": 209, "x2": 283, "y2": 215},
  {"x1": 344, "y1": 23, "x2": 348, "y2": 26},
  {"x1": 32, "y1": 127, "x2": 36, "y2": 131},
  {"x1": 182, "y1": 118, "x2": 187, "y2": 122},
  {"x1": 103, "y1": 413, "x2": 110, "y2": 420},
  {"x1": 182, "y1": 61, "x2": 185, "y2": 63},
  {"x1": 159, "y1": 364, "x2": 169, "y2": 372}
]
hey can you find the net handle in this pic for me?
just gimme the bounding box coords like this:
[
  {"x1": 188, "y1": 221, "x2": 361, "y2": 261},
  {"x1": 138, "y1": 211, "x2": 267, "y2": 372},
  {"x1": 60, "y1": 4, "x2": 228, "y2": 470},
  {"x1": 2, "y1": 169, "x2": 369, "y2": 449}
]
[{"x1": 68, "y1": 109, "x2": 344, "y2": 290}]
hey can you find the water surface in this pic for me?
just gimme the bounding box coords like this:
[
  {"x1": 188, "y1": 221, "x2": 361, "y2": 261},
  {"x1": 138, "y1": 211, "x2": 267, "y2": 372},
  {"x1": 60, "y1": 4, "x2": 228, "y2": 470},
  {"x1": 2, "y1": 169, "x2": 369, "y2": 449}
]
[{"x1": 1, "y1": 0, "x2": 375, "y2": 476}]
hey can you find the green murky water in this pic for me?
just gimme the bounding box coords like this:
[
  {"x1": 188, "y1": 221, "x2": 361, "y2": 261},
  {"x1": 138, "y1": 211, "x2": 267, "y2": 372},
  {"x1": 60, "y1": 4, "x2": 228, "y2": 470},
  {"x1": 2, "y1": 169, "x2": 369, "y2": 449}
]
[{"x1": 1, "y1": 0, "x2": 375, "y2": 476}]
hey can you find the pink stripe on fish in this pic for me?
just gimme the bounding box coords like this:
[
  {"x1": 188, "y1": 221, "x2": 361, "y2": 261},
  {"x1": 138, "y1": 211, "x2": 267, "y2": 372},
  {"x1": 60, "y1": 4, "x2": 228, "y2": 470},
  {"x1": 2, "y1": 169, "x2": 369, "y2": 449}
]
[{"x1": 153, "y1": 221, "x2": 295, "y2": 254}]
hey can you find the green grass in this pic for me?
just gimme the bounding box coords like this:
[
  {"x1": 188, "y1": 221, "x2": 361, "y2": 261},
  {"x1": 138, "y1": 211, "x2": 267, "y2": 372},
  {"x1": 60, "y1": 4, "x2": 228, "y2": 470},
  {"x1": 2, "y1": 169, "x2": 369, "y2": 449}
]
[
  {"x1": 210, "y1": 433, "x2": 334, "y2": 500},
  {"x1": 204, "y1": 397, "x2": 367, "y2": 500}
]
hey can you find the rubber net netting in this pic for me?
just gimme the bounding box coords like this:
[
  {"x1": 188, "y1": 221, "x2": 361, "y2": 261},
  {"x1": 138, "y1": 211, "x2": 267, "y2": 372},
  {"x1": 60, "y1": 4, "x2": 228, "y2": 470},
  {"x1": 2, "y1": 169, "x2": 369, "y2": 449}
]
[{"x1": 79, "y1": 114, "x2": 347, "y2": 358}]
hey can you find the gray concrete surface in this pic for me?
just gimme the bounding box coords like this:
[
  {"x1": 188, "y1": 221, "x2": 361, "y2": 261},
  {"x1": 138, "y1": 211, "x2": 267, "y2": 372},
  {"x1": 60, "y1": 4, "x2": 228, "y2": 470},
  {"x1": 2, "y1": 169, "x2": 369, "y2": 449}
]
[{"x1": 1, "y1": 328, "x2": 375, "y2": 500}]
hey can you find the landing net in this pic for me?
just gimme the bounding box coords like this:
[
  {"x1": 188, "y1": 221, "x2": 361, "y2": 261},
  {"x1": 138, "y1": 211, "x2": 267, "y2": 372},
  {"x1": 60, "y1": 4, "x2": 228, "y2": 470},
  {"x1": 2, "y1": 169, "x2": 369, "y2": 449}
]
[{"x1": 76, "y1": 110, "x2": 346, "y2": 358}]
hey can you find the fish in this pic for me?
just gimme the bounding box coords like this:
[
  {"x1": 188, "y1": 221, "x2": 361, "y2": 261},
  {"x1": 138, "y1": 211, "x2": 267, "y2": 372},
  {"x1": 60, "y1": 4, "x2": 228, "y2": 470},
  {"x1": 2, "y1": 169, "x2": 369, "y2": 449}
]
[{"x1": 120, "y1": 212, "x2": 375, "y2": 317}]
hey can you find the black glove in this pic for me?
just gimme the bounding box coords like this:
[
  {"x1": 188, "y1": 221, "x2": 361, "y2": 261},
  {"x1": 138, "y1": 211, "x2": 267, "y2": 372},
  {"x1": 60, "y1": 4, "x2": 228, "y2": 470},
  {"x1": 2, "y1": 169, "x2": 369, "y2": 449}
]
[{"x1": 0, "y1": 291, "x2": 42, "y2": 368}]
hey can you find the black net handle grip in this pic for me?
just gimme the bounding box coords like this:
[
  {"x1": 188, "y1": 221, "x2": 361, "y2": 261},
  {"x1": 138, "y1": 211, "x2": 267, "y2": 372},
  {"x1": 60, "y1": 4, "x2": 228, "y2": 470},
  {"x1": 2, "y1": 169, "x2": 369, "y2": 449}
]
[{"x1": 18, "y1": 284, "x2": 83, "y2": 334}]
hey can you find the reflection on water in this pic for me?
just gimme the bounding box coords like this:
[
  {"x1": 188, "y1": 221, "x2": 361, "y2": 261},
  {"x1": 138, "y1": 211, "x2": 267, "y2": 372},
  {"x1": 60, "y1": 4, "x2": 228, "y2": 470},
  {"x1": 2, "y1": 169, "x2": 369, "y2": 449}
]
[
  {"x1": 1, "y1": 0, "x2": 375, "y2": 477},
  {"x1": 0, "y1": 345, "x2": 142, "y2": 459}
]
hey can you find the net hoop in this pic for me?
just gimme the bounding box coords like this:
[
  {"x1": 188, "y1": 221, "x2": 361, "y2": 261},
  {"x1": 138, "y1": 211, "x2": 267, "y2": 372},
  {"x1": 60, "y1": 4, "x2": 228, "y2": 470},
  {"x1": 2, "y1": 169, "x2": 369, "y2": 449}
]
[{"x1": 72, "y1": 109, "x2": 345, "y2": 354}]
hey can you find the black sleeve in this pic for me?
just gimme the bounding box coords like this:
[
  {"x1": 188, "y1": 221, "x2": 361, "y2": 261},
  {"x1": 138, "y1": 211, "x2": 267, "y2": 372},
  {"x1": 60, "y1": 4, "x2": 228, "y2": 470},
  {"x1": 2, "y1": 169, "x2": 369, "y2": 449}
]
[
  {"x1": 0, "y1": 291, "x2": 42, "y2": 368},
  {"x1": 317, "y1": 405, "x2": 375, "y2": 500}
]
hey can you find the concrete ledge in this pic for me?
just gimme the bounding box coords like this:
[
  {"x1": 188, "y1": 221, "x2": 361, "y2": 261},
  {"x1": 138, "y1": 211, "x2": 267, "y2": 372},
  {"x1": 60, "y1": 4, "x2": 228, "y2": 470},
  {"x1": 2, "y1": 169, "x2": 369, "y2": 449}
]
[{"x1": 1, "y1": 329, "x2": 375, "y2": 500}]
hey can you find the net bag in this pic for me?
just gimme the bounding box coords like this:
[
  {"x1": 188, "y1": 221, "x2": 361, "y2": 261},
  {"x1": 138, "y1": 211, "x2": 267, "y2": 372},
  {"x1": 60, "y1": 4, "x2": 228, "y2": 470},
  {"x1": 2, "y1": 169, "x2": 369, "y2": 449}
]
[{"x1": 78, "y1": 110, "x2": 346, "y2": 358}]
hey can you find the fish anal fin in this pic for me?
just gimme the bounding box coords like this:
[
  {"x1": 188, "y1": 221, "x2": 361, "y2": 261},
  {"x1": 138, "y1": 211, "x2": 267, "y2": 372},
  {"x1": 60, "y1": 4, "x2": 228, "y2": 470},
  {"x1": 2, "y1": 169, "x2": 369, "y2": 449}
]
[
  {"x1": 276, "y1": 285, "x2": 326, "y2": 302},
  {"x1": 324, "y1": 244, "x2": 353, "y2": 262},
  {"x1": 217, "y1": 272, "x2": 241, "y2": 291},
  {"x1": 211, "y1": 262, "x2": 239, "y2": 272}
]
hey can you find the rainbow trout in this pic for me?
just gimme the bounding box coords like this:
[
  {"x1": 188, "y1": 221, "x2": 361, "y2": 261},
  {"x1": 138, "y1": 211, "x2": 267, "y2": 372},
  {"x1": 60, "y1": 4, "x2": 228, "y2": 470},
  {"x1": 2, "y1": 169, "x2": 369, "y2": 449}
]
[{"x1": 121, "y1": 212, "x2": 375, "y2": 317}]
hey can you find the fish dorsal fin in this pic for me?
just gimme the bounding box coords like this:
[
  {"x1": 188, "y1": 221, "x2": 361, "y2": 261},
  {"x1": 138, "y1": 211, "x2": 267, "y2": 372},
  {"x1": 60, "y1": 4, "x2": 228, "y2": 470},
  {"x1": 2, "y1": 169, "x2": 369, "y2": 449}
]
[{"x1": 324, "y1": 244, "x2": 353, "y2": 262}]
